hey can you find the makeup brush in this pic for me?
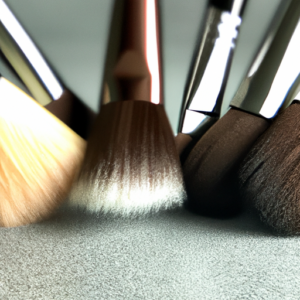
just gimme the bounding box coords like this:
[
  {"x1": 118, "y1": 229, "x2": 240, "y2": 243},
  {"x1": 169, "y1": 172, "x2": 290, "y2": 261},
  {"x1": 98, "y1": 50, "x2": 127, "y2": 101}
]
[
  {"x1": 182, "y1": 0, "x2": 300, "y2": 217},
  {"x1": 239, "y1": 84, "x2": 300, "y2": 235},
  {"x1": 69, "y1": 0, "x2": 186, "y2": 215},
  {"x1": 0, "y1": 74, "x2": 86, "y2": 227},
  {"x1": 175, "y1": 0, "x2": 247, "y2": 162},
  {"x1": 0, "y1": 0, "x2": 95, "y2": 139}
]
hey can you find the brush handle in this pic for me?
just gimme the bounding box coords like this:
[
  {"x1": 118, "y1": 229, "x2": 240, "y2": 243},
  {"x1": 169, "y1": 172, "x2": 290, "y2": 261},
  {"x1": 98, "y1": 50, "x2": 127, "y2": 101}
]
[
  {"x1": 101, "y1": 0, "x2": 163, "y2": 105},
  {"x1": 230, "y1": 0, "x2": 300, "y2": 119},
  {"x1": 0, "y1": 0, "x2": 96, "y2": 138},
  {"x1": 178, "y1": 0, "x2": 246, "y2": 135},
  {"x1": 0, "y1": 0, "x2": 63, "y2": 105}
]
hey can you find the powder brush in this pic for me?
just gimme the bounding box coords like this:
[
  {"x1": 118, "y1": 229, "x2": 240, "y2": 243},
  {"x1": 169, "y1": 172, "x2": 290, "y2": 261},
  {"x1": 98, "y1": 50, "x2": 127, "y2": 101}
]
[
  {"x1": 239, "y1": 82, "x2": 300, "y2": 235},
  {"x1": 176, "y1": 0, "x2": 247, "y2": 162},
  {"x1": 0, "y1": 0, "x2": 95, "y2": 139},
  {"x1": 70, "y1": 0, "x2": 186, "y2": 215},
  {"x1": 0, "y1": 74, "x2": 86, "y2": 227},
  {"x1": 183, "y1": 0, "x2": 300, "y2": 217}
]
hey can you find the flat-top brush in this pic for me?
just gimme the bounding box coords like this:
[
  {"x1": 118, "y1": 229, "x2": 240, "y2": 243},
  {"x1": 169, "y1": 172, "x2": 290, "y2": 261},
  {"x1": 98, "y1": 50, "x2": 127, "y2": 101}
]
[
  {"x1": 0, "y1": 75, "x2": 86, "y2": 227},
  {"x1": 182, "y1": 0, "x2": 300, "y2": 217},
  {"x1": 176, "y1": 0, "x2": 247, "y2": 162},
  {"x1": 70, "y1": 0, "x2": 186, "y2": 215},
  {"x1": 0, "y1": 0, "x2": 95, "y2": 139}
]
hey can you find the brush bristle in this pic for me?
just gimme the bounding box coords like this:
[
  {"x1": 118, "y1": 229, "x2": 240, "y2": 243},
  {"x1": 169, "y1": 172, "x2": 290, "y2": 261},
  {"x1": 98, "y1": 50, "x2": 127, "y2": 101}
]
[
  {"x1": 0, "y1": 78, "x2": 86, "y2": 227},
  {"x1": 69, "y1": 100, "x2": 186, "y2": 215},
  {"x1": 183, "y1": 108, "x2": 269, "y2": 217},
  {"x1": 239, "y1": 102, "x2": 300, "y2": 235}
]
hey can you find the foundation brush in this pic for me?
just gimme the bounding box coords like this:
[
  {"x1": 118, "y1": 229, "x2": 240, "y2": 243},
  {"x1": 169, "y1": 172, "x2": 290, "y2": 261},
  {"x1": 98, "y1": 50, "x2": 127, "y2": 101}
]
[
  {"x1": 0, "y1": 0, "x2": 95, "y2": 139},
  {"x1": 70, "y1": 0, "x2": 186, "y2": 215},
  {"x1": 0, "y1": 73, "x2": 86, "y2": 227},
  {"x1": 182, "y1": 0, "x2": 300, "y2": 217},
  {"x1": 175, "y1": 0, "x2": 247, "y2": 161}
]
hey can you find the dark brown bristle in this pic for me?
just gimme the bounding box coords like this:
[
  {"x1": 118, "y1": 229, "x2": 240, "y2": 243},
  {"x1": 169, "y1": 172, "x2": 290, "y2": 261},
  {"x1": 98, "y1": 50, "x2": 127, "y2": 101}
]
[
  {"x1": 45, "y1": 90, "x2": 96, "y2": 139},
  {"x1": 239, "y1": 102, "x2": 300, "y2": 235},
  {"x1": 183, "y1": 108, "x2": 269, "y2": 217},
  {"x1": 175, "y1": 133, "x2": 193, "y2": 157},
  {"x1": 69, "y1": 100, "x2": 186, "y2": 215}
]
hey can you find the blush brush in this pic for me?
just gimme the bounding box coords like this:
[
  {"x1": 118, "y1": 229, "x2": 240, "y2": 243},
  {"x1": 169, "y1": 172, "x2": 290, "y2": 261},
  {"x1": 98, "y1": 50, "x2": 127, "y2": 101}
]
[
  {"x1": 175, "y1": 0, "x2": 247, "y2": 162},
  {"x1": 0, "y1": 74, "x2": 86, "y2": 227},
  {"x1": 70, "y1": 0, "x2": 186, "y2": 215},
  {"x1": 183, "y1": 0, "x2": 300, "y2": 217},
  {"x1": 0, "y1": 0, "x2": 95, "y2": 139},
  {"x1": 0, "y1": 1, "x2": 88, "y2": 227}
]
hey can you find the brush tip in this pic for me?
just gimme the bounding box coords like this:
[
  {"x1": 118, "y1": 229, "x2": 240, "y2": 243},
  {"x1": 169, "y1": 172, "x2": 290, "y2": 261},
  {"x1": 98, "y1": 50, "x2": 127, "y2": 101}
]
[
  {"x1": 0, "y1": 78, "x2": 86, "y2": 227},
  {"x1": 240, "y1": 102, "x2": 300, "y2": 235},
  {"x1": 69, "y1": 100, "x2": 186, "y2": 216},
  {"x1": 183, "y1": 108, "x2": 269, "y2": 217}
]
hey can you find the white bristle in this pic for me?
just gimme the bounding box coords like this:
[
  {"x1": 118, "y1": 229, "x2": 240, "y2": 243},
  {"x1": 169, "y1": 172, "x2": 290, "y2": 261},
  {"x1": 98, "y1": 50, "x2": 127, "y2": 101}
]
[{"x1": 69, "y1": 100, "x2": 186, "y2": 215}]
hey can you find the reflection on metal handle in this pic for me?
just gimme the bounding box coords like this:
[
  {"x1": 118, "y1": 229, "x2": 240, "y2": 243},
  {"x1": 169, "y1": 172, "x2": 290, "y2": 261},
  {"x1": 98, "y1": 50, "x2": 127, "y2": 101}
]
[
  {"x1": 230, "y1": 0, "x2": 300, "y2": 119},
  {"x1": 178, "y1": 0, "x2": 245, "y2": 134},
  {"x1": 0, "y1": 0, "x2": 63, "y2": 106},
  {"x1": 101, "y1": 0, "x2": 163, "y2": 105}
]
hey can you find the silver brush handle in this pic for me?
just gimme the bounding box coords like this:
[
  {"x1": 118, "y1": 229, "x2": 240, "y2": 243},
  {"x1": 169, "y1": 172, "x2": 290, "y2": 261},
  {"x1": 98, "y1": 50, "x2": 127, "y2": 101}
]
[
  {"x1": 230, "y1": 0, "x2": 300, "y2": 119},
  {"x1": 0, "y1": 0, "x2": 63, "y2": 106},
  {"x1": 178, "y1": 0, "x2": 246, "y2": 135}
]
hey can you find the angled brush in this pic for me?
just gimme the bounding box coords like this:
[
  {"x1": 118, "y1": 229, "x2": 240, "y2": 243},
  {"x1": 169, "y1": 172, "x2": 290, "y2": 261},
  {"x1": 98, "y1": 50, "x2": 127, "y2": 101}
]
[
  {"x1": 0, "y1": 74, "x2": 86, "y2": 227},
  {"x1": 183, "y1": 0, "x2": 300, "y2": 217},
  {"x1": 70, "y1": 0, "x2": 186, "y2": 215},
  {"x1": 175, "y1": 0, "x2": 247, "y2": 162},
  {"x1": 0, "y1": 0, "x2": 95, "y2": 139}
]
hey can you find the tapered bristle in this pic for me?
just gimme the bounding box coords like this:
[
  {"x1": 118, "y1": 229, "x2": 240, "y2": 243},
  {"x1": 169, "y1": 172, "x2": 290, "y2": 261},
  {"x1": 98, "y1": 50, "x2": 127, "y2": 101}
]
[
  {"x1": 0, "y1": 78, "x2": 86, "y2": 227},
  {"x1": 239, "y1": 102, "x2": 300, "y2": 235},
  {"x1": 183, "y1": 108, "x2": 269, "y2": 217},
  {"x1": 69, "y1": 100, "x2": 186, "y2": 215}
]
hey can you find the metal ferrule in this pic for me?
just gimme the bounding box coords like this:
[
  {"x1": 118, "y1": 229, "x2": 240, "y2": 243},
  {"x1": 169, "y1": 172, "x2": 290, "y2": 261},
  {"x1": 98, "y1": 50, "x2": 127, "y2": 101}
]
[
  {"x1": 230, "y1": 0, "x2": 300, "y2": 119},
  {"x1": 178, "y1": 0, "x2": 246, "y2": 135},
  {"x1": 101, "y1": 0, "x2": 163, "y2": 106},
  {"x1": 0, "y1": 0, "x2": 63, "y2": 106}
]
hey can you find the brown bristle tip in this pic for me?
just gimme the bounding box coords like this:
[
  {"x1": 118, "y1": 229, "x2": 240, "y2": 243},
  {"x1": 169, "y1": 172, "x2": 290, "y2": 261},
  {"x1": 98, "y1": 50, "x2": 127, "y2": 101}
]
[
  {"x1": 239, "y1": 102, "x2": 300, "y2": 235},
  {"x1": 69, "y1": 100, "x2": 186, "y2": 216},
  {"x1": 0, "y1": 79, "x2": 86, "y2": 227},
  {"x1": 183, "y1": 108, "x2": 269, "y2": 217}
]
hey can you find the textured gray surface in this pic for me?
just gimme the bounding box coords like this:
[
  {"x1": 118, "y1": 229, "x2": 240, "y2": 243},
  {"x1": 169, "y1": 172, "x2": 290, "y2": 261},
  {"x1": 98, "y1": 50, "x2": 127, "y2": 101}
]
[{"x1": 1, "y1": 206, "x2": 300, "y2": 300}]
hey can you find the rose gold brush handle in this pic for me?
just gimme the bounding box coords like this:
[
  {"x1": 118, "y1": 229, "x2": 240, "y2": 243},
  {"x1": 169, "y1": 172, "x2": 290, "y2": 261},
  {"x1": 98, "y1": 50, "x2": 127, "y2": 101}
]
[
  {"x1": 0, "y1": 0, "x2": 95, "y2": 139},
  {"x1": 102, "y1": 0, "x2": 163, "y2": 105}
]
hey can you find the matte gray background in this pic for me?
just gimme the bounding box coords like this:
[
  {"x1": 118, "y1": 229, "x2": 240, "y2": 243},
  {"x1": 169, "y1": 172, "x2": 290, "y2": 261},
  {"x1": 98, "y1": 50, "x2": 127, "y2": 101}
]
[{"x1": 2, "y1": 1, "x2": 300, "y2": 300}]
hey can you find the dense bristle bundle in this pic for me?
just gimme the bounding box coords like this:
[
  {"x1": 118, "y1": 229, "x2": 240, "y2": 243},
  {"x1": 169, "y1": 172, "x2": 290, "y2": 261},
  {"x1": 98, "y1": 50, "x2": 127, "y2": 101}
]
[
  {"x1": 183, "y1": 108, "x2": 269, "y2": 216},
  {"x1": 239, "y1": 102, "x2": 300, "y2": 235},
  {"x1": 69, "y1": 100, "x2": 186, "y2": 215},
  {"x1": 0, "y1": 79, "x2": 86, "y2": 227}
]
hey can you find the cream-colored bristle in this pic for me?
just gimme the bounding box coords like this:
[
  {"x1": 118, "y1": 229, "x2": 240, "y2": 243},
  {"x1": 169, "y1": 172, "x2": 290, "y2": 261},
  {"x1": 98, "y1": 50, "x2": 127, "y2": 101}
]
[
  {"x1": 69, "y1": 100, "x2": 186, "y2": 215},
  {"x1": 0, "y1": 78, "x2": 86, "y2": 227}
]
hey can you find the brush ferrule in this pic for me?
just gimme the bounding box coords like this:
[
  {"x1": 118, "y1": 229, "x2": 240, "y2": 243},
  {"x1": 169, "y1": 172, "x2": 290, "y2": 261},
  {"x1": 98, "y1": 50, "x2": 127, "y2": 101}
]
[
  {"x1": 0, "y1": 0, "x2": 63, "y2": 106},
  {"x1": 178, "y1": 0, "x2": 245, "y2": 134},
  {"x1": 101, "y1": 0, "x2": 163, "y2": 106},
  {"x1": 230, "y1": 0, "x2": 300, "y2": 119},
  {"x1": 180, "y1": 110, "x2": 218, "y2": 139}
]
